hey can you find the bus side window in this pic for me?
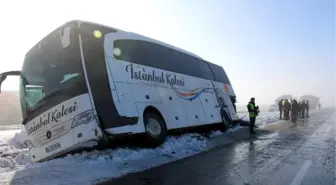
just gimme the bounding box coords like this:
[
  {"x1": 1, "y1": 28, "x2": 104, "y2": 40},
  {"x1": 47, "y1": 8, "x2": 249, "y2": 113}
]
[
  {"x1": 113, "y1": 40, "x2": 132, "y2": 61},
  {"x1": 208, "y1": 64, "x2": 231, "y2": 84},
  {"x1": 172, "y1": 50, "x2": 211, "y2": 80},
  {"x1": 198, "y1": 60, "x2": 214, "y2": 81},
  {"x1": 142, "y1": 41, "x2": 177, "y2": 71},
  {"x1": 113, "y1": 40, "x2": 148, "y2": 65},
  {"x1": 172, "y1": 50, "x2": 194, "y2": 76}
]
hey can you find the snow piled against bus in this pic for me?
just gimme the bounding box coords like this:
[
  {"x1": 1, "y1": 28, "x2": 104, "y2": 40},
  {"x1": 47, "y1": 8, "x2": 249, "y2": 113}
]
[{"x1": 0, "y1": 112, "x2": 279, "y2": 185}]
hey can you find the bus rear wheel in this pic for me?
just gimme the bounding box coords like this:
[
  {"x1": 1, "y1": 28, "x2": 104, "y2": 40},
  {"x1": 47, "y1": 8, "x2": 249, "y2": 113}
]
[
  {"x1": 143, "y1": 112, "x2": 167, "y2": 147},
  {"x1": 220, "y1": 114, "x2": 230, "y2": 132},
  {"x1": 219, "y1": 109, "x2": 230, "y2": 132}
]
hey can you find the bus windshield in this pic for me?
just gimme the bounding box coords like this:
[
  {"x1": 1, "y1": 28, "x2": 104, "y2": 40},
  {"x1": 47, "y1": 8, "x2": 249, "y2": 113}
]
[{"x1": 19, "y1": 26, "x2": 87, "y2": 121}]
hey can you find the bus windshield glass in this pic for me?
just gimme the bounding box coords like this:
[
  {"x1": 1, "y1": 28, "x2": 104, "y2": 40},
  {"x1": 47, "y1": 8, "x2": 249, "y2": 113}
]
[{"x1": 19, "y1": 26, "x2": 87, "y2": 121}]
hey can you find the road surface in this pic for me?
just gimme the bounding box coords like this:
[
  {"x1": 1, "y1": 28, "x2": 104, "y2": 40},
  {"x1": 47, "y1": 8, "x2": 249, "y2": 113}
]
[{"x1": 98, "y1": 109, "x2": 336, "y2": 185}]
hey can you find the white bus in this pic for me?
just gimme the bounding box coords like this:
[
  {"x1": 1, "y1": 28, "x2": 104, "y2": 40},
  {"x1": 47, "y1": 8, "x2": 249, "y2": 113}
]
[{"x1": 0, "y1": 20, "x2": 239, "y2": 162}]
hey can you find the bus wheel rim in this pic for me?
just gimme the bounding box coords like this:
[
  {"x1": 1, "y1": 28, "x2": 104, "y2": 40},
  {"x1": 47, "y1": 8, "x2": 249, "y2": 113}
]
[
  {"x1": 223, "y1": 116, "x2": 229, "y2": 127},
  {"x1": 146, "y1": 118, "x2": 162, "y2": 137}
]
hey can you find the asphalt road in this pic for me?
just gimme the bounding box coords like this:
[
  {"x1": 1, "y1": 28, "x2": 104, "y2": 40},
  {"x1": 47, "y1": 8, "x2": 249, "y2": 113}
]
[{"x1": 99, "y1": 109, "x2": 336, "y2": 185}]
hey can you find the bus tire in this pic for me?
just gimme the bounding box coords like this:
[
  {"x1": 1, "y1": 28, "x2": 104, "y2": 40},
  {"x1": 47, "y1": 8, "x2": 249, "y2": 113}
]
[
  {"x1": 143, "y1": 112, "x2": 168, "y2": 147},
  {"x1": 219, "y1": 109, "x2": 230, "y2": 132}
]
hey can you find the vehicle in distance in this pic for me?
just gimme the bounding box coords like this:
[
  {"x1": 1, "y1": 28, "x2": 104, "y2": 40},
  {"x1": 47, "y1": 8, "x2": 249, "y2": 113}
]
[{"x1": 268, "y1": 104, "x2": 278, "y2": 112}]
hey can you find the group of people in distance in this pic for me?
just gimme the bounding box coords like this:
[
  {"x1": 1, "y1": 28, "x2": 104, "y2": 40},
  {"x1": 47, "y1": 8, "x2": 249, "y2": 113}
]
[{"x1": 278, "y1": 99, "x2": 310, "y2": 123}]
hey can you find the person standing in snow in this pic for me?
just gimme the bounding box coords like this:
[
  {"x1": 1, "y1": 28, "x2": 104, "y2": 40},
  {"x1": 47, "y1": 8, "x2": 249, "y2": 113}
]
[
  {"x1": 291, "y1": 100, "x2": 299, "y2": 123},
  {"x1": 306, "y1": 100, "x2": 310, "y2": 118},
  {"x1": 247, "y1": 97, "x2": 258, "y2": 134},
  {"x1": 318, "y1": 103, "x2": 321, "y2": 110},
  {"x1": 290, "y1": 100, "x2": 294, "y2": 122},
  {"x1": 298, "y1": 101, "x2": 303, "y2": 118},
  {"x1": 284, "y1": 99, "x2": 291, "y2": 120},
  {"x1": 283, "y1": 99, "x2": 287, "y2": 120},
  {"x1": 287, "y1": 100, "x2": 292, "y2": 120},
  {"x1": 301, "y1": 101, "x2": 306, "y2": 118},
  {"x1": 278, "y1": 99, "x2": 283, "y2": 120}
]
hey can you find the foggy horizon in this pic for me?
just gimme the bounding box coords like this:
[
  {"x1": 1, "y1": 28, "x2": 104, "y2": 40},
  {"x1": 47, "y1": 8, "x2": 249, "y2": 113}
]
[{"x1": 0, "y1": 0, "x2": 335, "y2": 107}]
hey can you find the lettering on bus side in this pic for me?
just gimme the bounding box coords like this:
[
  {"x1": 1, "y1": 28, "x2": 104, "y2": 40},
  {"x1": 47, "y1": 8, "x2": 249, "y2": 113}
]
[
  {"x1": 126, "y1": 63, "x2": 185, "y2": 87},
  {"x1": 26, "y1": 102, "x2": 78, "y2": 136}
]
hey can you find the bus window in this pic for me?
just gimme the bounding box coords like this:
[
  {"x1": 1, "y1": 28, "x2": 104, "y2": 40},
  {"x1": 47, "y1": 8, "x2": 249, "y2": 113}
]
[
  {"x1": 196, "y1": 59, "x2": 214, "y2": 80},
  {"x1": 208, "y1": 63, "x2": 232, "y2": 84},
  {"x1": 113, "y1": 40, "x2": 148, "y2": 65},
  {"x1": 141, "y1": 41, "x2": 178, "y2": 72},
  {"x1": 24, "y1": 85, "x2": 45, "y2": 107}
]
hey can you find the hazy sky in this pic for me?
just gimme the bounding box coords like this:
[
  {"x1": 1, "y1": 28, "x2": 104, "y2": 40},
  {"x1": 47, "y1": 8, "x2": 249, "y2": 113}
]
[{"x1": 0, "y1": 0, "x2": 335, "y2": 106}]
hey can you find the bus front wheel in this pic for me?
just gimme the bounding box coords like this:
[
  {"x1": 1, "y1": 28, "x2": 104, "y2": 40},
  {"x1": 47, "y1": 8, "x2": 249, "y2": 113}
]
[{"x1": 144, "y1": 112, "x2": 168, "y2": 147}]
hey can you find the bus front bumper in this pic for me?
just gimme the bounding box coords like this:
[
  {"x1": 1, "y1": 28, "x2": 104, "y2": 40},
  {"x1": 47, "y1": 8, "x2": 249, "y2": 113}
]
[{"x1": 29, "y1": 119, "x2": 103, "y2": 163}]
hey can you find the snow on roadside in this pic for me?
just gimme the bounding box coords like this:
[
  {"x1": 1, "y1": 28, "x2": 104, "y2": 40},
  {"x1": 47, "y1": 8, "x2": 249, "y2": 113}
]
[
  {"x1": 0, "y1": 128, "x2": 30, "y2": 175},
  {"x1": 238, "y1": 111, "x2": 280, "y2": 127},
  {"x1": 8, "y1": 130, "x2": 27, "y2": 149},
  {"x1": 1, "y1": 132, "x2": 214, "y2": 185},
  {"x1": 0, "y1": 111, "x2": 280, "y2": 185},
  {"x1": 256, "y1": 113, "x2": 280, "y2": 126}
]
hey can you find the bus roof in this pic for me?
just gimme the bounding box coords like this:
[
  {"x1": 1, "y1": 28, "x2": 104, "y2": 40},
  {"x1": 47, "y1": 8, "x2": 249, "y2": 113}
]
[
  {"x1": 74, "y1": 20, "x2": 203, "y2": 59},
  {"x1": 24, "y1": 20, "x2": 232, "y2": 84},
  {"x1": 125, "y1": 32, "x2": 203, "y2": 59},
  {"x1": 25, "y1": 20, "x2": 203, "y2": 60}
]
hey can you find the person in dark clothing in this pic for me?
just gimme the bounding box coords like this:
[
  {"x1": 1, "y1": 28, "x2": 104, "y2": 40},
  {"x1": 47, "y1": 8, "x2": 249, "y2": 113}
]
[
  {"x1": 288, "y1": 100, "x2": 292, "y2": 120},
  {"x1": 291, "y1": 100, "x2": 299, "y2": 123},
  {"x1": 298, "y1": 101, "x2": 303, "y2": 118},
  {"x1": 306, "y1": 100, "x2": 310, "y2": 118},
  {"x1": 278, "y1": 99, "x2": 283, "y2": 120},
  {"x1": 301, "y1": 101, "x2": 306, "y2": 118},
  {"x1": 284, "y1": 99, "x2": 291, "y2": 120},
  {"x1": 318, "y1": 103, "x2": 321, "y2": 110},
  {"x1": 290, "y1": 100, "x2": 294, "y2": 122},
  {"x1": 283, "y1": 99, "x2": 287, "y2": 120},
  {"x1": 247, "y1": 97, "x2": 259, "y2": 134}
]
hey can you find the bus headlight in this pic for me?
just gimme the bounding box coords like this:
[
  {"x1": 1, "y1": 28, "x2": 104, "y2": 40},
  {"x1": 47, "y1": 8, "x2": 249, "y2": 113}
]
[{"x1": 71, "y1": 110, "x2": 94, "y2": 128}]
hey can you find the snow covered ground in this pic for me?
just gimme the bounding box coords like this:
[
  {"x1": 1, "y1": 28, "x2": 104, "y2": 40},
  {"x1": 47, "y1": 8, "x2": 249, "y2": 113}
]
[
  {"x1": 0, "y1": 111, "x2": 281, "y2": 185},
  {"x1": 237, "y1": 109, "x2": 280, "y2": 126}
]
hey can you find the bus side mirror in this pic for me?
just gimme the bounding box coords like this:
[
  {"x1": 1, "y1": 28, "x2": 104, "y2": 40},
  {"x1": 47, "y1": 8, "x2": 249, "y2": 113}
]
[
  {"x1": 0, "y1": 71, "x2": 22, "y2": 93},
  {"x1": 0, "y1": 74, "x2": 7, "y2": 93}
]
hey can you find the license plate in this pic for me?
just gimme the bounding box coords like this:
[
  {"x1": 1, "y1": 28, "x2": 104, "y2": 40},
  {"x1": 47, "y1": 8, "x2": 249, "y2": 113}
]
[{"x1": 46, "y1": 143, "x2": 61, "y2": 153}]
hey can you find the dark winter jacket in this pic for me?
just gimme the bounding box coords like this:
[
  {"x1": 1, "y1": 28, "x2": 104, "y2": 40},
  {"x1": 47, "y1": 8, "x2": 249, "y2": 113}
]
[
  {"x1": 298, "y1": 102, "x2": 303, "y2": 111},
  {"x1": 301, "y1": 102, "x2": 306, "y2": 111},
  {"x1": 291, "y1": 101, "x2": 299, "y2": 114},
  {"x1": 284, "y1": 101, "x2": 291, "y2": 110},
  {"x1": 278, "y1": 100, "x2": 283, "y2": 109}
]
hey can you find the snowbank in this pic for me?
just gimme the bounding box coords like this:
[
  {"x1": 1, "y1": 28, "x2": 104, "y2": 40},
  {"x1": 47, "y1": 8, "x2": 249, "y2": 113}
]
[
  {"x1": 0, "y1": 129, "x2": 30, "y2": 175},
  {"x1": 8, "y1": 130, "x2": 27, "y2": 149},
  {"x1": 0, "y1": 111, "x2": 280, "y2": 185},
  {"x1": 2, "y1": 132, "x2": 219, "y2": 185}
]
